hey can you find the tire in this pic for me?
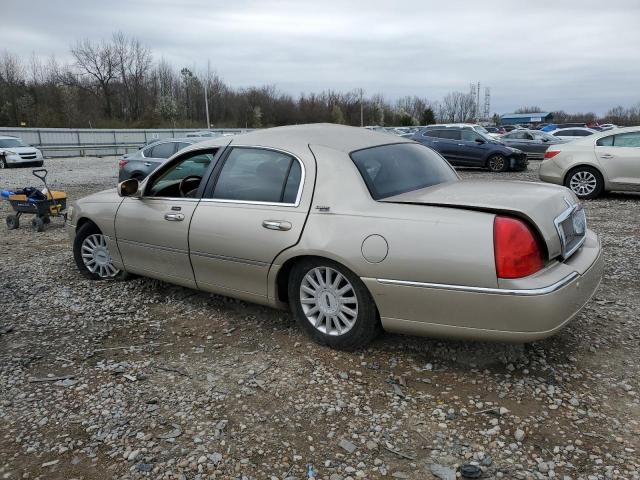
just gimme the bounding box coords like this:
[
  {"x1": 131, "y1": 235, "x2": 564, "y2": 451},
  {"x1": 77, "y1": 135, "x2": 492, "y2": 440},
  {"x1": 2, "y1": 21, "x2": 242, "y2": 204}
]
[
  {"x1": 35, "y1": 161, "x2": 43, "y2": 167},
  {"x1": 73, "y1": 222, "x2": 129, "y2": 280},
  {"x1": 564, "y1": 166, "x2": 604, "y2": 200},
  {"x1": 288, "y1": 258, "x2": 381, "y2": 350},
  {"x1": 0, "y1": 158, "x2": 7, "y2": 169},
  {"x1": 6, "y1": 215, "x2": 19, "y2": 230},
  {"x1": 487, "y1": 154, "x2": 508, "y2": 172},
  {"x1": 42, "y1": 216, "x2": 51, "y2": 225},
  {"x1": 31, "y1": 217, "x2": 45, "y2": 232}
]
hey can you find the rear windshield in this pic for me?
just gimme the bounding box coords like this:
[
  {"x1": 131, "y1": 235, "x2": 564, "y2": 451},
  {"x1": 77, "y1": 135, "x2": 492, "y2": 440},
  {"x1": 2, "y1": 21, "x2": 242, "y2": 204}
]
[{"x1": 350, "y1": 143, "x2": 458, "y2": 200}]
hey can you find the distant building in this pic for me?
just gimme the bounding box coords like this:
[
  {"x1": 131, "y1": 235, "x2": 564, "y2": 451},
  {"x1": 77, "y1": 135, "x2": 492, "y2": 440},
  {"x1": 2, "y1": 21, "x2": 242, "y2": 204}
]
[{"x1": 500, "y1": 112, "x2": 553, "y2": 125}]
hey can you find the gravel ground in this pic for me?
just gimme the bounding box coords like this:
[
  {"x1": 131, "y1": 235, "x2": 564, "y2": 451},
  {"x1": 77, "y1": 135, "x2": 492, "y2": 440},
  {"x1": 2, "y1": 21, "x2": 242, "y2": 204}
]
[{"x1": 1, "y1": 156, "x2": 639, "y2": 480}]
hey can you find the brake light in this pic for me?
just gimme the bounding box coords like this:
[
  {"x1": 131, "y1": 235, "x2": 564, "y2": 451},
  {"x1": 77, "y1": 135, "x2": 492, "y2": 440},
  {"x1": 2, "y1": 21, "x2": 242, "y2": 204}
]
[
  {"x1": 118, "y1": 159, "x2": 128, "y2": 169},
  {"x1": 544, "y1": 150, "x2": 560, "y2": 160},
  {"x1": 494, "y1": 216, "x2": 544, "y2": 279}
]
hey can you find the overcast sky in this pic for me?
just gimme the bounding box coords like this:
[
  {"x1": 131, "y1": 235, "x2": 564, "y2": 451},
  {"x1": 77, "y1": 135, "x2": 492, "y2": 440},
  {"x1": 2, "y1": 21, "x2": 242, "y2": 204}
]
[{"x1": 4, "y1": 0, "x2": 640, "y2": 115}]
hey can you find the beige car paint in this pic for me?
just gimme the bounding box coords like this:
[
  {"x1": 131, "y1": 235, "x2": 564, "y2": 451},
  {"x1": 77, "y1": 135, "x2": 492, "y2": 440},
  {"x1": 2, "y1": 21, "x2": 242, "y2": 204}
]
[
  {"x1": 539, "y1": 126, "x2": 640, "y2": 192},
  {"x1": 68, "y1": 124, "x2": 603, "y2": 342}
]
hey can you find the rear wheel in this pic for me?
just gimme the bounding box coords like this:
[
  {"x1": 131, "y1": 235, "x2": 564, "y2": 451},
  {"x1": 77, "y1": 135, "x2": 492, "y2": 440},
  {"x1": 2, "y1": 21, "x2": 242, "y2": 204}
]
[
  {"x1": 564, "y1": 166, "x2": 603, "y2": 199},
  {"x1": 487, "y1": 154, "x2": 508, "y2": 172},
  {"x1": 6, "y1": 215, "x2": 19, "y2": 230},
  {"x1": 73, "y1": 222, "x2": 129, "y2": 280},
  {"x1": 288, "y1": 258, "x2": 381, "y2": 350},
  {"x1": 0, "y1": 158, "x2": 7, "y2": 169}
]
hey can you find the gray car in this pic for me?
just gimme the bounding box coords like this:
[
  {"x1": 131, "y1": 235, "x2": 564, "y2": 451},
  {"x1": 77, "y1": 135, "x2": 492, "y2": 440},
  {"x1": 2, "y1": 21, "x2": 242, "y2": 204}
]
[
  {"x1": 500, "y1": 130, "x2": 566, "y2": 160},
  {"x1": 118, "y1": 138, "x2": 207, "y2": 182}
]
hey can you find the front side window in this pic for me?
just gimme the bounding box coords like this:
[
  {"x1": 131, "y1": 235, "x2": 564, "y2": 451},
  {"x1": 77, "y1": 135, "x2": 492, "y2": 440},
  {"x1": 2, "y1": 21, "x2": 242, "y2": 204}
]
[
  {"x1": 351, "y1": 143, "x2": 458, "y2": 200},
  {"x1": 437, "y1": 129, "x2": 462, "y2": 140},
  {"x1": 574, "y1": 130, "x2": 593, "y2": 137},
  {"x1": 212, "y1": 148, "x2": 302, "y2": 204},
  {"x1": 147, "y1": 150, "x2": 217, "y2": 197},
  {"x1": 461, "y1": 130, "x2": 482, "y2": 142}
]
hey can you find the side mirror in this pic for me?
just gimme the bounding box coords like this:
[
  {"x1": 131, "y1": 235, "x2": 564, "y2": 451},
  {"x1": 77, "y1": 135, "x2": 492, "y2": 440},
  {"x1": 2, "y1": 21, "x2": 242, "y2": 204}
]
[
  {"x1": 542, "y1": 138, "x2": 549, "y2": 142},
  {"x1": 475, "y1": 138, "x2": 485, "y2": 144},
  {"x1": 117, "y1": 178, "x2": 141, "y2": 198}
]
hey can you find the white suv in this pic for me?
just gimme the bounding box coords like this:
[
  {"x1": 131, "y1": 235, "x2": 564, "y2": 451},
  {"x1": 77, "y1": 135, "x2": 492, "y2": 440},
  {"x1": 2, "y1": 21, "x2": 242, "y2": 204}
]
[{"x1": 0, "y1": 136, "x2": 44, "y2": 168}]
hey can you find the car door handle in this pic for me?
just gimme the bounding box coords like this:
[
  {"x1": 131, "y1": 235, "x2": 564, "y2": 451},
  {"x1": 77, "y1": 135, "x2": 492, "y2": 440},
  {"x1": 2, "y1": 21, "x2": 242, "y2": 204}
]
[
  {"x1": 457, "y1": 143, "x2": 465, "y2": 146},
  {"x1": 600, "y1": 154, "x2": 614, "y2": 159},
  {"x1": 144, "y1": 162, "x2": 152, "y2": 166},
  {"x1": 164, "y1": 213, "x2": 185, "y2": 221},
  {"x1": 262, "y1": 220, "x2": 291, "y2": 231}
]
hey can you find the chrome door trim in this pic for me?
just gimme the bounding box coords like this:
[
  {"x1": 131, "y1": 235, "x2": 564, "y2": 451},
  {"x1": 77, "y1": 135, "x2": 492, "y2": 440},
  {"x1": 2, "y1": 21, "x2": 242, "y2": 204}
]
[
  {"x1": 376, "y1": 272, "x2": 579, "y2": 296},
  {"x1": 205, "y1": 144, "x2": 306, "y2": 208},
  {"x1": 118, "y1": 238, "x2": 187, "y2": 254},
  {"x1": 190, "y1": 251, "x2": 269, "y2": 267}
]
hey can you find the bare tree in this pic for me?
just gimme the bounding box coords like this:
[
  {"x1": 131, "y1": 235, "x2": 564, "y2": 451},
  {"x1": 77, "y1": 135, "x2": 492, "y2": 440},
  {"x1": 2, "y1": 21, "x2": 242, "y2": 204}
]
[
  {"x1": 439, "y1": 91, "x2": 477, "y2": 123},
  {"x1": 113, "y1": 32, "x2": 152, "y2": 120},
  {"x1": 70, "y1": 39, "x2": 120, "y2": 118}
]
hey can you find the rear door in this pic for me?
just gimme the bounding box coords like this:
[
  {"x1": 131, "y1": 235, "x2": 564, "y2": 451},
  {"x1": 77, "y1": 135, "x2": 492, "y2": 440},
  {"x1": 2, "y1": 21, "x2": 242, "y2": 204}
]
[
  {"x1": 188, "y1": 146, "x2": 313, "y2": 302},
  {"x1": 595, "y1": 132, "x2": 640, "y2": 189}
]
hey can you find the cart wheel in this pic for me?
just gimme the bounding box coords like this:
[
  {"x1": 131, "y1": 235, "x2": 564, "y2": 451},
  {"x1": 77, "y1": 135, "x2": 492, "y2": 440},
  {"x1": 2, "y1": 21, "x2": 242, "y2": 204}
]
[
  {"x1": 31, "y1": 217, "x2": 45, "y2": 232},
  {"x1": 6, "y1": 215, "x2": 19, "y2": 230},
  {"x1": 42, "y1": 216, "x2": 51, "y2": 225}
]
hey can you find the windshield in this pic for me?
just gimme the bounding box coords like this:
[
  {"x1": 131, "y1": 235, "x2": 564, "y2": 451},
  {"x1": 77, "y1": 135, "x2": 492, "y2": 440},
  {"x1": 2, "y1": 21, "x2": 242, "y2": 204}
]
[
  {"x1": 0, "y1": 138, "x2": 26, "y2": 148},
  {"x1": 350, "y1": 143, "x2": 458, "y2": 200}
]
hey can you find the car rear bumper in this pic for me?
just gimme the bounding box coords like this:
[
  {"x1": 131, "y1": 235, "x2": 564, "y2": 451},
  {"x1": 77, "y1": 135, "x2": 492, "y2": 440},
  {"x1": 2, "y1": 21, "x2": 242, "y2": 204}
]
[
  {"x1": 539, "y1": 159, "x2": 564, "y2": 185},
  {"x1": 362, "y1": 232, "x2": 603, "y2": 342}
]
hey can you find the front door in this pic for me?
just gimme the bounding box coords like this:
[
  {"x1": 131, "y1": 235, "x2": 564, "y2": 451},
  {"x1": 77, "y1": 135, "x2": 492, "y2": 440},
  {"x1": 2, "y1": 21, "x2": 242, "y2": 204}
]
[
  {"x1": 189, "y1": 146, "x2": 312, "y2": 302},
  {"x1": 115, "y1": 149, "x2": 220, "y2": 288},
  {"x1": 457, "y1": 130, "x2": 489, "y2": 166},
  {"x1": 595, "y1": 131, "x2": 640, "y2": 189}
]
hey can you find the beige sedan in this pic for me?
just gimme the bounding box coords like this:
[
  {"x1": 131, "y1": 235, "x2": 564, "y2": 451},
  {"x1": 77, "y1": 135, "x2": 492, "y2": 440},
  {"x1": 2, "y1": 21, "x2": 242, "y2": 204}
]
[
  {"x1": 68, "y1": 124, "x2": 603, "y2": 349},
  {"x1": 540, "y1": 126, "x2": 640, "y2": 199}
]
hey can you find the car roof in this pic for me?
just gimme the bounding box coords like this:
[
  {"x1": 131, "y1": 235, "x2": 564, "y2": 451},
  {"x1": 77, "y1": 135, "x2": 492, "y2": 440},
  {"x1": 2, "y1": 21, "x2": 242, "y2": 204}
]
[
  {"x1": 0, "y1": 135, "x2": 20, "y2": 140},
  {"x1": 552, "y1": 127, "x2": 597, "y2": 133},
  {"x1": 195, "y1": 123, "x2": 413, "y2": 153}
]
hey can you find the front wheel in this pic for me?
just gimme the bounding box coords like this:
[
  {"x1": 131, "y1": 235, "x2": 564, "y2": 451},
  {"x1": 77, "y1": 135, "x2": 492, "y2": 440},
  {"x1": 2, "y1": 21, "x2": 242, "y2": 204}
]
[
  {"x1": 73, "y1": 223, "x2": 128, "y2": 280},
  {"x1": 565, "y1": 166, "x2": 603, "y2": 200},
  {"x1": 487, "y1": 154, "x2": 508, "y2": 172},
  {"x1": 288, "y1": 258, "x2": 381, "y2": 350},
  {"x1": 0, "y1": 158, "x2": 7, "y2": 169}
]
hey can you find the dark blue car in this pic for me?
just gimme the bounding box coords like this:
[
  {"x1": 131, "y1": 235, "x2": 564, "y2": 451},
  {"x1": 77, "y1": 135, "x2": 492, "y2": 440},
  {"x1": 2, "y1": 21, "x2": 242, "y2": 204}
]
[{"x1": 411, "y1": 126, "x2": 528, "y2": 172}]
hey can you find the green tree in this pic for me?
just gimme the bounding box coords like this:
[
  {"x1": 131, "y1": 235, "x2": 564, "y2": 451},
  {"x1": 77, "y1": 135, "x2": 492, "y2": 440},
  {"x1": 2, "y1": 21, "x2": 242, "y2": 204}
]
[{"x1": 420, "y1": 107, "x2": 435, "y2": 125}]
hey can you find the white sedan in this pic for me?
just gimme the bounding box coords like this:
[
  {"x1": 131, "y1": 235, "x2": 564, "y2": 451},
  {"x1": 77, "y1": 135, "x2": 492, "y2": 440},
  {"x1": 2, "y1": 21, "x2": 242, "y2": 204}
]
[{"x1": 539, "y1": 126, "x2": 640, "y2": 199}]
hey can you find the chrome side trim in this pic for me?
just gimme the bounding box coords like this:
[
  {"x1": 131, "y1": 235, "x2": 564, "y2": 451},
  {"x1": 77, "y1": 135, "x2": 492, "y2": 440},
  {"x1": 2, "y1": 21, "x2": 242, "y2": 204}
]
[
  {"x1": 118, "y1": 238, "x2": 187, "y2": 255},
  {"x1": 376, "y1": 272, "x2": 579, "y2": 296},
  {"x1": 190, "y1": 251, "x2": 269, "y2": 267}
]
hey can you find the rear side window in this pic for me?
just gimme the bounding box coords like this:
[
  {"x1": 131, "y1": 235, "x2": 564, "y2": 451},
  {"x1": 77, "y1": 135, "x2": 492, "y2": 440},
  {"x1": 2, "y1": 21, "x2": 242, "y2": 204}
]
[
  {"x1": 212, "y1": 148, "x2": 302, "y2": 204},
  {"x1": 612, "y1": 132, "x2": 640, "y2": 147},
  {"x1": 350, "y1": 143, "x2": 458, "y2": 200},
  {"x1": 437, "y1": 129, "x2": 461, "y2": 140},
  {"x1": 149, "y1": 141, "x2": 177, "y2": 158},
  {"x1": 596, "y1": 135, "x2": 614, "y2": 147},
  {"x1": 574, "y1": 130, "x2": 593, "y2": 137}
]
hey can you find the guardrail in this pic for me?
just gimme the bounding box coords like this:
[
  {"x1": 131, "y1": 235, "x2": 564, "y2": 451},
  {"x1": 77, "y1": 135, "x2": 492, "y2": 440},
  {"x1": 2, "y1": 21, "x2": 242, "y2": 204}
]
[{"x1": 37, "y1": 143, "x2": 143, "y2": 156}]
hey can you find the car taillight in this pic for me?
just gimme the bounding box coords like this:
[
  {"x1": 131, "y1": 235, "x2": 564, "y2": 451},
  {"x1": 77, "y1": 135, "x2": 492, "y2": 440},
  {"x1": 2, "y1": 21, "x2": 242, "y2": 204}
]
[
  {"x1": 544, "y1": 150, "x2": 560, "y2": 160},
  {"x1": 494, "y1": 216, "x2": 544, "y2": 279},
  {"x1": 118, "y1": 159, "x2": 128, "y2": 169}
]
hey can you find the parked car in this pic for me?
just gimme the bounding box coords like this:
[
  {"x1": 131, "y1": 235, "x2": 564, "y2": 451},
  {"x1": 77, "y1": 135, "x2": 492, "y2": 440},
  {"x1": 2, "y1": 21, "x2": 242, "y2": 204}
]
[
  {"x1": 185, "y1": 131, "x2": 222, "y2": 138},
  {"x1": 67, "y1": 124, "x2": 602, "y2": 349},
  {"x1": 599, "y1": 124, "x2": 618, "y2": 131},
  {"x1": 540, "y1": 126, "x2": 640, "y2": 199},
  {"x1": 0, "y1": 136, "x2": 44, "y2": 168},
  {"x1": 500, "y1": 129, "x2": 567, "y2": 160},
  {"x1": 412, "y1": 126, "x2": 528, "y2": 172},
  {"x1": 118, "y1": 137, "x2": 208, "y2": 181},
  {"x1": 484, "y1": 126, "x2": 506, "y2": 138},
  {"x1": 501, "y1": 125, "x2": 518, "y2": 132},
  {"x1": 549, "y1": 127, "x2": 597, "y2": 141}
]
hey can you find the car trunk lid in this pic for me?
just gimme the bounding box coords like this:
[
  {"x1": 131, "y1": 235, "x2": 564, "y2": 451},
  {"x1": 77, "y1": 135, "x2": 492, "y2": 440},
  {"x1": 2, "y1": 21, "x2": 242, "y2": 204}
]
[{"x1": 382, "y1": 180, "x2": 583, "y2": 260}]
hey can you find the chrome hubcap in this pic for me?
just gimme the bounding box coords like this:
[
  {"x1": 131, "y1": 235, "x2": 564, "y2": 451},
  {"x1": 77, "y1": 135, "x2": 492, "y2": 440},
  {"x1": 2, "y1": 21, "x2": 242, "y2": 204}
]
[
  {"x1": 489, "y1": 156, "x2": 504, "y2": 171},
  {"x1": 81, "y1": 234, "x2": 119, "y2": 278},
  {"x1": 300, "y1": 267, "x2": 358, "y2": 336},
  {"x1": 569, "y1": 171, "x2": 597, "y2": 196}
]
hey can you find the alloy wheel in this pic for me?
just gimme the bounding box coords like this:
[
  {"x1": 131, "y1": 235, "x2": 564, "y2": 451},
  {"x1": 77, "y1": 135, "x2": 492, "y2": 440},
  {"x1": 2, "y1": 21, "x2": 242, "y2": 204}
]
[
  {"x1": 488, "y1": 155, "x2": 505, "y2": 172},
  {"x1": 81, "y1": 233, "x2": 120, "y2": 278},
  {"x1": 299, "y1": 266, "x2": 359, "y2": 336},
  {"x1": 569, "y1": 171, "x2": 597, "y2": 197}
]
